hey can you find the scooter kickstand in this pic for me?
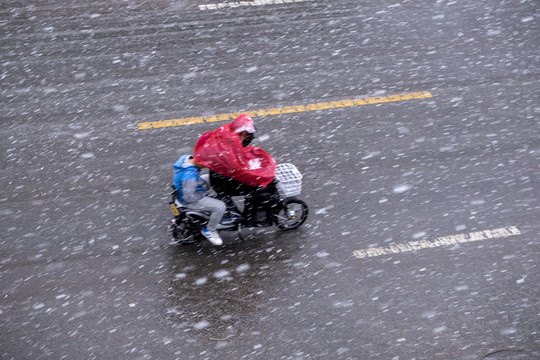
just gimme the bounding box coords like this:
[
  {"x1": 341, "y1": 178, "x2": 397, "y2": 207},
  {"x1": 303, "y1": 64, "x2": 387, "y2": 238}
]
[{"x1": 237, "y1": 224, "x2": 244, "y2": 242}]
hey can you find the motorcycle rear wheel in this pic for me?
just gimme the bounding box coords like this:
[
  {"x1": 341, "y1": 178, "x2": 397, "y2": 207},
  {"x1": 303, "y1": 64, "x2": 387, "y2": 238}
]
[
  {"x1": 275, "y1": 197, "x2": 308, "y2": 230},
  {"x1": 171, "y1": 220, "x2": 199, "y2": 244}
]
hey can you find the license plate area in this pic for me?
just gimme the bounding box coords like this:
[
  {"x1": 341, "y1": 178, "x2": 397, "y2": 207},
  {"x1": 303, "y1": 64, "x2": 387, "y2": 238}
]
[{"x1": 170, "y1": 203, "x2": 180, "y2": 216}]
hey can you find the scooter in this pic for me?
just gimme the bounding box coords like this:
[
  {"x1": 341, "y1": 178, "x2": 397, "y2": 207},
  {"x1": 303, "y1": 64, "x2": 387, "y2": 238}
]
[{"x1": 168, "y1": 163, "x2": 309, "y2": 244}]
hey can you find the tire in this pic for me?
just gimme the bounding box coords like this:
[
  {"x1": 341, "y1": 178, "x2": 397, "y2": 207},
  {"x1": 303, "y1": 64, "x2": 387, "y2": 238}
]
[{"x1": 275, "y1": 197, "x2": 309, "y2": 230}]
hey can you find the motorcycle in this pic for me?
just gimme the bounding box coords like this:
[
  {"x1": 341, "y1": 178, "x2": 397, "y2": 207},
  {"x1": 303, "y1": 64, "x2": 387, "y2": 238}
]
[{"x1": 168, "y1": 163, "x2": 309, "y2": 244}]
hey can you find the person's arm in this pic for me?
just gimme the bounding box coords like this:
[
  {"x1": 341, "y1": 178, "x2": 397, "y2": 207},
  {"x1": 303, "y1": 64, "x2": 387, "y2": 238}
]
[{"x1": 182, "y1": 178, "x2": 204, "y2": 203}]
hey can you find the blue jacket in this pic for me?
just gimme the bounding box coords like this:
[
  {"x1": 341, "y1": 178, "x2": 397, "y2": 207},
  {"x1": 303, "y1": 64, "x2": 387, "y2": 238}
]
[{"x1": 173, "y1": 155, "x2": 206, "y2": 205}]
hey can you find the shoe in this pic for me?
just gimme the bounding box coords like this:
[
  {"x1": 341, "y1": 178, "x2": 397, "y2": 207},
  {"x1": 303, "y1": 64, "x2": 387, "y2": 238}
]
[{"x1": 201, "y1": 226, "x2": 223, "y2": 246}]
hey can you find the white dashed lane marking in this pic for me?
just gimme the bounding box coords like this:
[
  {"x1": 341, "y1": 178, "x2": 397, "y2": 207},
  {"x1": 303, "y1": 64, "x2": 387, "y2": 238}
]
[
  {"x1": 353, "y1": 226, "x2": 522, "y2": 259},
  {"x1": 199, "y1": 0, "x2": 316, "y2": 11}
]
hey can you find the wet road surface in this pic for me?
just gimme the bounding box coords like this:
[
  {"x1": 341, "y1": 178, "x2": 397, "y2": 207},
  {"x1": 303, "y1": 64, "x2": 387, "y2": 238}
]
[{"x1": 1, "y1": 0, "x2": 539, "y2": 359}]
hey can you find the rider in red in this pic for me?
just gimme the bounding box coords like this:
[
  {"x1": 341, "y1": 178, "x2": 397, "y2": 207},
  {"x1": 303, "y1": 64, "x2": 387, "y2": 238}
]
[
  {"x1": 194, "y1": 115, "x2": 278, "y2": 223},
  {"x1": 194, "y1": 115, "x2": 275, "y2": 186}
]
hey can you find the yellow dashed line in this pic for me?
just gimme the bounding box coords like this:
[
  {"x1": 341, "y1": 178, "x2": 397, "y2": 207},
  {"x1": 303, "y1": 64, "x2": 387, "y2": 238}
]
[{"x1": 137, "y1": 91, "x2": 432, "y2": 130}]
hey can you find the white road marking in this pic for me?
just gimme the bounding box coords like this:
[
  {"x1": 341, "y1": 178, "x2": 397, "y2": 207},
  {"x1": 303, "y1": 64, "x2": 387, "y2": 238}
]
[
  {"x1": 353, "y1": 226, "x2": 522, "y2": 259},
  {"x1": 199, "y1": 0, "x2": 315, "y2": 11}
]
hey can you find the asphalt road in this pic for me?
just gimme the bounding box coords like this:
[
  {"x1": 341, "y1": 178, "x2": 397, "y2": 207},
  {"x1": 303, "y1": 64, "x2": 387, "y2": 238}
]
[{"x1": 1, "y1": 0, "x2": 539, "y2": 359}]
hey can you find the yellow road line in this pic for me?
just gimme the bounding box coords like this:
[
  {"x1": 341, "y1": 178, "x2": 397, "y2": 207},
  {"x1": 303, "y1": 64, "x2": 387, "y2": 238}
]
[
  {"x1": 137, "y1": 90, "x2": 432, "y2": 130},
  {"x1": 353, "y1": 226, "x2": 521, "y2": 260}
]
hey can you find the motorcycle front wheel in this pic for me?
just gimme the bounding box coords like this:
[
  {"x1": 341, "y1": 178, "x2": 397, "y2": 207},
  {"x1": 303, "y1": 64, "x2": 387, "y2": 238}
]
[{"x1": 275, "y1": 197, "x2": 309, "y2": 230}]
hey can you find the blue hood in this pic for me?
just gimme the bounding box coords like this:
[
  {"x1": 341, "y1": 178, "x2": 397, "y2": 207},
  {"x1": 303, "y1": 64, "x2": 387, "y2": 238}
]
[{"x1": 173, "y1": 155, "x2": 194, "y2": 171}]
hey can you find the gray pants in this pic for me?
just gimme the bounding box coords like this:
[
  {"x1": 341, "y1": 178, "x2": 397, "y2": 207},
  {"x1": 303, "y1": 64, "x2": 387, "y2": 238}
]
[{"x1": 185, "y1": 196, "x2": 226, "y2": 232}]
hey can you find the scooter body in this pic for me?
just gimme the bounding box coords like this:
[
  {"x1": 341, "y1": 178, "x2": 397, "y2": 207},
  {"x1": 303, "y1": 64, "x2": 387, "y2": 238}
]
[{"x1": 168, "y1": 163, "x2": 308, "y2": 244}]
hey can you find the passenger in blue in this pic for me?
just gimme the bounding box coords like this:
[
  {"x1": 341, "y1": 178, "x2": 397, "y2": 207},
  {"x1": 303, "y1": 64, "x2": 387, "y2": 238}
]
[{"x1": 173, "y1": 155, "x2": 226, "y2": 245}]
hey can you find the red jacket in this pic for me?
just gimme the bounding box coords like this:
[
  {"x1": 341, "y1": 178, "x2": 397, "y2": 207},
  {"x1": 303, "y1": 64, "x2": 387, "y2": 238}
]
[{"x1": 194, "y1": 123, "x2": 276, "y2": 187}]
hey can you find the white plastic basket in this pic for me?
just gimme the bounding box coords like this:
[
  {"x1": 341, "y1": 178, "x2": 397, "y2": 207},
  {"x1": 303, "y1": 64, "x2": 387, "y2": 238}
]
[{"x1": 275, "y1": 163, "x2": 303, "y2": 197}]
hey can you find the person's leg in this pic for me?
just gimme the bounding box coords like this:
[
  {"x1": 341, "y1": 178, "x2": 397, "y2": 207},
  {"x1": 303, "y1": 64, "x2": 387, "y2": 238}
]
[
  {"x1": 244, "y1": 181, "x2": 279, "y2": 224},
  {"x1": 210, "y1": 171, "x2": 259, "y2": 216},
  {"x1": 210, "y1": 171, "x2": 257, "y2": 196},
  {"x1": 208, "y1": 172, "x2": 236, "y2": 210},
  {"x1": 186, "y1": 197, "x2": 226, "y2": 231}
]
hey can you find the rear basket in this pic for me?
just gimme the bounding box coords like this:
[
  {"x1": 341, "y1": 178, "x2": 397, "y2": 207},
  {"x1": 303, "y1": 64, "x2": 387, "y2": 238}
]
[{"x1": 275, "y1": 163, "x2": 303, "y2": 197}]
